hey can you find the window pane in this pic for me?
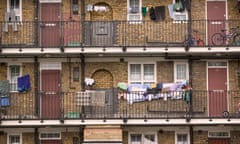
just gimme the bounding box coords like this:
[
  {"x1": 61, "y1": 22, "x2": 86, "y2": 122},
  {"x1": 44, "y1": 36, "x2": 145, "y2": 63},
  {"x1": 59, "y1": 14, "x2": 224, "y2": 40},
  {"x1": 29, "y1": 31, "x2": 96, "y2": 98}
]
[
  {"x1": 176, "y1": 64, "x2": 186, "y2": 80},
  {"x1": 130, "y1": 0, "x2": 139, "y2": 8},
  {"x1": 10, "y1": 0, "x2": 20, "y2": 9},
  {"x1": 177, "y1": 134, "x2": 187, "y2": 144},
  {"x1": 9, "y1": 65, "x2": 20, "y2": 91},
  {"x1": 130, "y1": 134, "x2": 141, "y2": 144},
  {"x1": 130, "y1": 64, "x2": 141, "y2": 81},
  {"x1": 143, "y1": 64, "x2": 154, "y2": 81},
  {"x1": 144, "y1": 134, "x2": 155, "y2": 144},
  {"x1": 129, "y1": 0, "x2": 140, "y2": 13},
  {"x1": 9, "y1": 135, "x2": 20, "y2": 144}
]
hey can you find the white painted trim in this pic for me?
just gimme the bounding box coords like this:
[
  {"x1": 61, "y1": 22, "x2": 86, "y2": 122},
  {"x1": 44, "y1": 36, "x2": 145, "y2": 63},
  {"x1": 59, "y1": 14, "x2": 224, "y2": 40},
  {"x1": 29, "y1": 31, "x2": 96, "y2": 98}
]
[
  {"x1": 40, "y1": 62, "x2": 62, "y2": 70},
  {"x1": 128, "y1": 132, "x2": 158, "y2": 144},
  {"x1": 39, "y1": 0, "x2": 61, "y2": 3},
  {"x1": 128, "y1": 62, "x2": 157, "y2": 84},
  {"x1": 175, "y1": 130, "x2": 190, "y2": 144},
  {"x1": 7, "y1": 133, "x2": 22, "y2": 144},
  {"x1": 174, "y1": 61, "x2": 189, "y2": 83},
  {"x1": 7, "y1": 0, "x2": 22, "y2": 21},
  {"x1": 1, "y1": 118, "x2": 240, "y2": 126}
]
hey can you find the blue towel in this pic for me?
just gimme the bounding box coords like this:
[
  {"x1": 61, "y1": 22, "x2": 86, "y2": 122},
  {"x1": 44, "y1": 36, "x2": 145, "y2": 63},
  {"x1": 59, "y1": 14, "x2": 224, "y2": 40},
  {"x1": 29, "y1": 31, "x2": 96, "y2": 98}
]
[
  {"x1": 0, "y1": 96, "x2": 10, "y2": 107},
  {"x1": 17, "y1": 75, "x2": 30, "y2": 92}
]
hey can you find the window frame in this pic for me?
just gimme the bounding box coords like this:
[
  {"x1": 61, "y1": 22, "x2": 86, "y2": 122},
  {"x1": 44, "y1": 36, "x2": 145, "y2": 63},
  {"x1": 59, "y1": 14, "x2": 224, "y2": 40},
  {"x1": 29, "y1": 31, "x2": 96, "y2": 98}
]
[
  {"x1": 127, "y1": 0, "x2": 142, "y2": 22},
  {"x1": 7, "y1": 133, "x2": 22, "y2": 144},
  {"x1": 128, "y1": 62, "x2": 156, "y2": 84},
  {"x1": 128, "y1": 132, "x2": 158, "y2": 144},
  {"x1": 7, "y1": 0, "x2": 22, "y2": 22},
  {"x1": 8, "y1": 63, "x2": 22, "y2": 92},
  {"x1": 175, "y1": 131, "x2": 189, "y2": 144},
  {"x1": 174, "y1": 61, "x2": 189, "y2": 83},
  {"x1": 172, "y1": 0, "x2": 188, "y2": 22}
]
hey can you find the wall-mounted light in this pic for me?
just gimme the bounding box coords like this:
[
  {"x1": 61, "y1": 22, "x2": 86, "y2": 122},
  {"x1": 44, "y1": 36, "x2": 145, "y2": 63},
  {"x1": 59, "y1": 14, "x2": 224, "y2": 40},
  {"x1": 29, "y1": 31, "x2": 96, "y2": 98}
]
[{"x1": 87, "y1": 4, "x2": 93, "y2": 12}]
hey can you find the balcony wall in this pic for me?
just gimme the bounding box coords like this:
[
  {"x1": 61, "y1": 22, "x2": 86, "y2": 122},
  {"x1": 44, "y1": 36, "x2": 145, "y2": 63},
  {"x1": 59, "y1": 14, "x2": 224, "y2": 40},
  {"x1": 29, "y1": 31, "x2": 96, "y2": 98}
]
[
  {"x1": 1, "y1": 90, "x2": 240, "y2": 120},
  {"x1": 1, "y1": 20, "x2": 240, "y2": 48}
]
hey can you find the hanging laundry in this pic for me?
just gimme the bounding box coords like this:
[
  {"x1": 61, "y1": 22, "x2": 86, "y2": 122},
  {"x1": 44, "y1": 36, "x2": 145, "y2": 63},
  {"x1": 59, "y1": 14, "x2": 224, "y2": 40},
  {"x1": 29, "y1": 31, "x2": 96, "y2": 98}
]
[
  {"x1": 0, "y1": 80, "x2": 9, "y2": 94},
  {"x1": 154, "y1": 6, "x2": 166, "y2": 21},
  {"x1": 84, "y1": 77, "x2": 95, "y2": 86},
  {"x1": 117, "y1": 82, "x2": 128, "y2": 91},
  {"x1": 149, "y1": 7, "x2": 156, "y2": 20},
  {"x1": 17, "y1": 75, "x2": 30, "y2": 92}
]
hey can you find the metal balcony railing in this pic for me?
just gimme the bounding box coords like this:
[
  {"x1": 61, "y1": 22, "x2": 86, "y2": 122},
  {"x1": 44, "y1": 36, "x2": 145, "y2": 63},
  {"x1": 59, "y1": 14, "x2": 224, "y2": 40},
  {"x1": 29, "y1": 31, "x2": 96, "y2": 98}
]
[
  {"x1": 1, "y1": 20, "x2": 240, "y2": 48},
  {"x1": 0, "y1": 90, "x2": 240, "y2": 121}
]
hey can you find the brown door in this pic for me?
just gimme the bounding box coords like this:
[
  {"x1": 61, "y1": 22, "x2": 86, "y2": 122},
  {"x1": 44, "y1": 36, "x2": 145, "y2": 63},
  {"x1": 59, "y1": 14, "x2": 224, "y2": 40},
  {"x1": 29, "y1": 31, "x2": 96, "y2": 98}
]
[
  {"x1": 208, "y1": 68, "x2": 227, "y2": 117},
  {"x1": 40, "y1": 3, "x2": 61, "y2": 47},
  {"x1": 208, "y1": 138, "x2": 229, "y2": 144},
  {"x1": 207, "y1": 1, "x2": 226, "y2": 45},
  {"x1": 41, "y1": 140, "x2": 61, "y2": 144},
  {"x1": 41, "y1": 70, "x2": 61, "y2": 119}
]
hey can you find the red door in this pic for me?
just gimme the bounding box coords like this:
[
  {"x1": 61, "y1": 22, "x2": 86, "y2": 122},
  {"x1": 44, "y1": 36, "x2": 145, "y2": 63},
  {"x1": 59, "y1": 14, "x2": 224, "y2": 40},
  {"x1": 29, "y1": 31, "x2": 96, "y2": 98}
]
[
  {"x1": 41, "y1": 70, "x2": 61, "y2": 119},
  {"x1": 208, "y1": 68, "x2": 227, "y2": 117},
  {"x1": 40, "y1": 3, "x2": 61, "y2": 47},
  {"x1": 41, "y1": 140, "x2": 61, "y2": 144},
  {"x1": 207, "y1": 1, "x2": 226, "y2": 45},
  {"x1": 208, "y1": 138, "x2": 229, "y2": 144}
]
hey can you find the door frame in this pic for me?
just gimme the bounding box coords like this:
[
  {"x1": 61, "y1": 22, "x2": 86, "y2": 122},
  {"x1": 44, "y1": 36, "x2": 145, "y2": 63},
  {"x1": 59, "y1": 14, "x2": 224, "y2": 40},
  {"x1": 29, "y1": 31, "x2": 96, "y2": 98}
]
[
  {"x1": 40, "y1": 62, "x2": 62, "y2": 118},
  {"x1": 207, "y1": 61, "x2": 228, "y2": 116},
  {"x1": 206, "y1": 0, "x2": 227, "y2": 45}
]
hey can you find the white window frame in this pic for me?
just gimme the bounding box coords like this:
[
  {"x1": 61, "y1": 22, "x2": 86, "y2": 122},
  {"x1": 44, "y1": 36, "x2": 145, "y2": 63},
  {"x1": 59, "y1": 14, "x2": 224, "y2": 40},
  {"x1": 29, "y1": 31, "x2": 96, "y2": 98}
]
[
  {"x1": 175, "y1": 132, "x2": 189, "y2": 144},
  {"x1": 172, "y1": 0, "x2": 188, "y2": 22},
  {"x1": 128, "y1": 62, "x2": 156, "y2": 84},
  {"x1": 39, "y1": 132, "x2": 61, "y2": 140},
  {"x1": 128, "y1": 132, "x2": 157, "y2": 144},
  {"x1": 127, "y1": 0, "x2": 142, "y2": 22},
  {"x1": 208, "y1": 131, "x2": 230, "y2": 138},
  {"x1": 7, "y1": 133, "x2": 22, "y2": 144},
  {"x1": 7, "y1": 63, "x2": 22, "y2": 92},
  {"x1": 7, "y1": 0, "x2": 22, "y2": 22},
  {"x1": 174, "y1": 61, "x2": 189, "y2": 83}
]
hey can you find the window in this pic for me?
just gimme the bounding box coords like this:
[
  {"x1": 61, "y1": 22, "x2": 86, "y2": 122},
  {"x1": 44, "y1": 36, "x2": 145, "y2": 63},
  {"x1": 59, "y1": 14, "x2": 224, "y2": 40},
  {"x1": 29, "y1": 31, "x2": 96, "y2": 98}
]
[
  {"x1": 8, "y1": 64, "x2": 21, "y2": 92},
  {"x1": 172, "y1": 0, "x2": 188, "y2": 21},
  {"x1": 73, "y1": 67, "x2": 79, "y2": 82},
  {"x1": 39, "y1": 132, "x2": 61, "y2": 140},
  {"x1": 129, "y1": 63, "x2": 156, "y2": 84},
  {"x1": 8, "y1": 134, "x2": 21, "y2": 144},
  {"x1": 129, "y1": 133, "x2": 157, "y2": 144},
  {"x1": 175, "y1": 132, "x2": 189, "y2": 144},
  {"x1": 7, "y1": 0, "x2": 22, "y2": 21},
  {"x1": 72, "y1": 0, "x2": 79, "y2": 15},
  {"x1": 174, "y1": 62, "x2": 188, "y2": 83},
  {"x1": 127, "y1": 0, "x2": 142, "y2": 21}
]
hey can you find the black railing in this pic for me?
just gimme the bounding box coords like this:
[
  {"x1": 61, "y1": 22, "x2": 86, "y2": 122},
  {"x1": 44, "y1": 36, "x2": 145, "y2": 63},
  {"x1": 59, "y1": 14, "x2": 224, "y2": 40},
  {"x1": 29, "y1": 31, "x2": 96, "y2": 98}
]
[
  {"x1": 1, "y1": 20, "x2": 240, "y2": 48},
  {"x1": 0, "y1": 90, "x2": 240, "y2": 120}
]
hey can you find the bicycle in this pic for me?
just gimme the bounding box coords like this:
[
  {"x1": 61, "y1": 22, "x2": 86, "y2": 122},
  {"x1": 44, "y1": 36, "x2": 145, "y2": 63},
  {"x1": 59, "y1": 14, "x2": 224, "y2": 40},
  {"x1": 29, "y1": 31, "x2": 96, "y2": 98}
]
[
  {"x1": 211, "y1": 26, "x2": 240, "y2": 46},
  {"x1": 183, "y1": 30, "x2": 205, "y2": 46}
]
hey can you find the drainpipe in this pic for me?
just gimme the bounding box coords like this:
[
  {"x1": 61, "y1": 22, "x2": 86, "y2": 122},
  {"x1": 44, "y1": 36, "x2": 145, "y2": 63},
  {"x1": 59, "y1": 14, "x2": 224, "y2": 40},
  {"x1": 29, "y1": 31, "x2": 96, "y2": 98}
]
[
  {"x1": 187, "y1": 1, "x2": 193, "y2": 143},
  {"x1": 81, "y1": 0, "x2": 85, "y2": 44},
  {"x1": 33, "y1": 0, "x2": 39, "y2": 47},
  {"x1": 34, "y1": 56, "x2": 40, "y2": 117},
  {"x1": 188, "y1": 57, "x2": 193, "y2": 144},
  {"x1": 81, "y1": 54, "x2": 85, "y2": 91},
  {"x1": 187, "y1": 0, "x2": 192, "y2": 50},
  {"x1": 34, "y1": 128, "x2": 39, "y2": 144},
  {"x1": 189, "y1": 126, "x2": 193, "y2": 144}
]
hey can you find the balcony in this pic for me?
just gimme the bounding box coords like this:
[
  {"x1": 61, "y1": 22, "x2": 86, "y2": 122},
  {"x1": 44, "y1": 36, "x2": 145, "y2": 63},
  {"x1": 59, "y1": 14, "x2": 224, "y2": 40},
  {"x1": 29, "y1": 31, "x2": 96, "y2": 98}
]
[
  {"x1": 0, "y1": 20, "x2": 240, "y2": 50},
  {"x1": 0, "y1": 90, "x2": 240, "y2": 122}
]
